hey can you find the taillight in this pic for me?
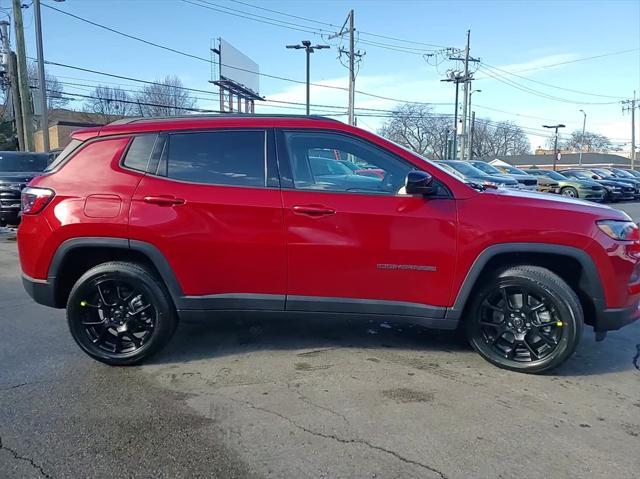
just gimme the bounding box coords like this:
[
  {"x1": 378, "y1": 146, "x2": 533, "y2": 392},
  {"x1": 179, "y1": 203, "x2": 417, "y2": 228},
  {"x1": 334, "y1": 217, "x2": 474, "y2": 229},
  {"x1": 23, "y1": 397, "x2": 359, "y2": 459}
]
[{"x1": 21, "y1": 187, "x2": 55, "y2": 215}]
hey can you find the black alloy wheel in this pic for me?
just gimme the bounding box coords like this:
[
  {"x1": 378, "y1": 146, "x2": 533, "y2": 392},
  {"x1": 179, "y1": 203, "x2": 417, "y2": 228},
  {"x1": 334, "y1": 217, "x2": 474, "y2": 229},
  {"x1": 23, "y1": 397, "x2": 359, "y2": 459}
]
[
  {"x1": 67, "y1": 262, "x2": 178, "y2": 365},
  {"x1": 466, "y1": 266, "x2": 583, "y2": 373}
]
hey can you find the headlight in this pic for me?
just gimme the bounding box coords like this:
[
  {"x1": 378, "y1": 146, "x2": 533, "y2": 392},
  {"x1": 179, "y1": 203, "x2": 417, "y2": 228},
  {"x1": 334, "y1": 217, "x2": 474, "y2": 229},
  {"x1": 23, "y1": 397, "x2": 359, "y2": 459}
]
[{"x1": 597, "y1": 220, "x2": 639, "y2": 241}]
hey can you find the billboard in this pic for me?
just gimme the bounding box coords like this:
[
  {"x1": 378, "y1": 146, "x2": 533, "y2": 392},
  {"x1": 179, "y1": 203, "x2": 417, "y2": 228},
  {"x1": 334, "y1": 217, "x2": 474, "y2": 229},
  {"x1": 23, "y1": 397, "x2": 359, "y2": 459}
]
[{"x1": 219, "y1": 38, "x2": 259, "y2": 96}]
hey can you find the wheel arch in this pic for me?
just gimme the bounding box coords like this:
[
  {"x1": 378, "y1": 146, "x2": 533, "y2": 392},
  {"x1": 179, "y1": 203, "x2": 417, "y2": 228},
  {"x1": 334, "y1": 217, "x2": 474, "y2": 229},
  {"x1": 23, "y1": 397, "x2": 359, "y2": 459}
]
[
  {"x1": 446, "y1": 243, "x2": 605, "y2": 328},
  {"x1": 48, "y1": 237, "x2": 183, "y2": 308}
]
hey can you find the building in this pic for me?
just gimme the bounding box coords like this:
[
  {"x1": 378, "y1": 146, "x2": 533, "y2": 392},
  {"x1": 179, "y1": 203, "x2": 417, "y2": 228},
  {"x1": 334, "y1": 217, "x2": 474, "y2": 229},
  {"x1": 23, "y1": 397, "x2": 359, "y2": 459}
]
[
  {"x1": 34, "y1": 109, "x2": 127, "y2": 152},
  {"x1": 483, "y1": 153, "x2": 633, "y2": 169}
]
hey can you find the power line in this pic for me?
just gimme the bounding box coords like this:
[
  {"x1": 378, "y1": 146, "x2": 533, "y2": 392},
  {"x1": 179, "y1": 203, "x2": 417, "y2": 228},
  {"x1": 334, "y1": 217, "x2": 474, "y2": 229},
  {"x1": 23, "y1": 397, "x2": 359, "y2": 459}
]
[
  {"x1": 479, "y1": 61, "x2": 626, "y2": 99},
  {"x1": 477, "y1": 65, "x2": 620, "y2": 105}
]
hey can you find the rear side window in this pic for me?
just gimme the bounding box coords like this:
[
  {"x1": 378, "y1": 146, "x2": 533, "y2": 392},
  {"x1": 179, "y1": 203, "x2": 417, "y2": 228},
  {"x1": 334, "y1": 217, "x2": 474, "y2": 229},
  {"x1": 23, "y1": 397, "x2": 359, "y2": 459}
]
[
  {"x1": 123, "y1": 134, "x2": 157, "y2": 172},
  {"x1": 45, "y1": 139, "x2": 82, "y2": 172},
  {"x1": 164, "y1": 130, "x2": 266, "y2": 187}
]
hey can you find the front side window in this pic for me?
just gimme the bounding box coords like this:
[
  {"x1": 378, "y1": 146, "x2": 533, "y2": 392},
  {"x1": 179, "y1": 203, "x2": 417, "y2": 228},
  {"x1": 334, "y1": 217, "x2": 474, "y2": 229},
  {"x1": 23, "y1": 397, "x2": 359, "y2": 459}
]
[
  {"x1": 164, "y1": 130, "x2": 265, "y2": 187},
  {"x1": 283, "y1": 131, "x2": 414, "y2": 195}
]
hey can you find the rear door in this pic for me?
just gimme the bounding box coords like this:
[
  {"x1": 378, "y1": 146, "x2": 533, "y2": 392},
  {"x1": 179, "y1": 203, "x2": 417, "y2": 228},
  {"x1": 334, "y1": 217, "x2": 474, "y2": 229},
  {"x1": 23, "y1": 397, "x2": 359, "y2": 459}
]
[{"x1": 129, "y1": 129, "x2": 286, "y2": 311}]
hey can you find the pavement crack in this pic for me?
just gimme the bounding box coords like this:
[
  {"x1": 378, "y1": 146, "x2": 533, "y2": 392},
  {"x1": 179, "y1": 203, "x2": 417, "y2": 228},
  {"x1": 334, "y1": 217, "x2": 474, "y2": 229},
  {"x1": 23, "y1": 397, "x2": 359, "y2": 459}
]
[
  {"x1": 0, "y1": 436, "x2": 51, "y2": 478},
  {"x1": 633, "y1": 344, "x2": 640, "y2": 371},
  {"x1": 240, "y1": 400, "x2": 448, "y2": 479},
  {"x1": 286, "y1": 382, "x2": 350, "y2": 425},
  {"x1": 0, "y1": 382, "x2": 28, "y2": 391}
]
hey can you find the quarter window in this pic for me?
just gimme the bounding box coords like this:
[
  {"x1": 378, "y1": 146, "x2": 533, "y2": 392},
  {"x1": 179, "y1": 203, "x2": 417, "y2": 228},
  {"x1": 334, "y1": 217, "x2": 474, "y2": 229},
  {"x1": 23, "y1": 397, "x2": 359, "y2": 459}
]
[
  {"x1": 165, "y1": 131, "x2": 266, "y2": 187},
  {"x1": 123, "y1": 134, "x2": 157, "y2": 172}
]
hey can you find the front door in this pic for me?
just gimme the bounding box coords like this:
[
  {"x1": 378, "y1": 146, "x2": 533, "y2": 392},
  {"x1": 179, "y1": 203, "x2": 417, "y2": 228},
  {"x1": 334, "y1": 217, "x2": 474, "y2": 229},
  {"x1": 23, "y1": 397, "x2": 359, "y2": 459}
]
[
  {"x1": 278, "y1": 130, "x2": 457, "y2": 317},
  {"x1": 129, "y1": 129, "x2": 286, "y2": 311}
]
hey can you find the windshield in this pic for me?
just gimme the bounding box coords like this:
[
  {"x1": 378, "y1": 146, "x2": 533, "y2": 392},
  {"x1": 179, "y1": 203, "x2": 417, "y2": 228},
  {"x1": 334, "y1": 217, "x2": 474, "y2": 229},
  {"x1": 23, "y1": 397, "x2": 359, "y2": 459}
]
[
  {"x1": 443, "y1": 161, "x2": 485, "y2": 177},
  {"x1": 592, "y1": 168, "x2": 613, "y2": 178},
  {"x1": 501, "y1": 165, "x2": 526, "y2": 175},
  {"x1": 612, "y1": 169, "x2": 634, "y2": 178},
  {"x1": 530, "y1": 170, "x2": 566, "y2": 181},
  {"x1": 471, "y1": 161, "x2": 503, "y2": 175},
  {"x1": 0, "y1": 152, "x2": 49, "y2": 172},
  {"x1": 568, "y1": 171, "x2": 596, "y2": 180}
]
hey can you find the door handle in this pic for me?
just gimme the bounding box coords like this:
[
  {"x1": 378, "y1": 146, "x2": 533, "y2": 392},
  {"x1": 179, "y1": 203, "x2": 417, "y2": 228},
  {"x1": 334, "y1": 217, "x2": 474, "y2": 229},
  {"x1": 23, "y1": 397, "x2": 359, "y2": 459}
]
[
  {"x1": 292, "y1": 205, "x2": 335, "y2": 217},
  {"x1": 143, "y1": 195, "x2": 185, "y2": 206}
]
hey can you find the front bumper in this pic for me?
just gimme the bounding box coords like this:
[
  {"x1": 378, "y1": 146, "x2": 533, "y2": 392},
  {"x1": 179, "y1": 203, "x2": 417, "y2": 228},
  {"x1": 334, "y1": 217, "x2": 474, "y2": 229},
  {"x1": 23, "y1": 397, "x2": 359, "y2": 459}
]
[
  {"x1": 0, "y1": 208, "x2": 20, "y2": 226},
  {"x1": 22, "y1": 274, "x2": 58, "y2": 308}
]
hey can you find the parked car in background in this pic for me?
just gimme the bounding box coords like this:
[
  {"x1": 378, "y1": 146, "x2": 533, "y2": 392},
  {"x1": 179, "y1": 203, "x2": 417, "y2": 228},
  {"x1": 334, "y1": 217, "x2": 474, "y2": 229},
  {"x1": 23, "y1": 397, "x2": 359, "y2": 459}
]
[
  {"x1": 437, "y1": 160, "x2": 520, "y2": 189},
  {"x1": 604, "y1": 167, "x2": 640, "y2": 183},
  {"x1": 621, "y1": 169, "x2": 640, "y2": 179},
  {"x1": 524, "y1": 169, "x2": 606, "y2": 201},
  {"x1": 582, "y1": 168, "x2": 640, "y2": 200},
  {"x1": 487, "y1": 163, "x2": 539, "y2": 191},
  {"x1": 0, "y1": 151, "x2": 50, "y2": 226},
  {"x1": 308, "y1": 157, "x2": 382, "y2": 191},
  {"x1": 560, "y1": 169, "x2": 635, "y2": 202}
]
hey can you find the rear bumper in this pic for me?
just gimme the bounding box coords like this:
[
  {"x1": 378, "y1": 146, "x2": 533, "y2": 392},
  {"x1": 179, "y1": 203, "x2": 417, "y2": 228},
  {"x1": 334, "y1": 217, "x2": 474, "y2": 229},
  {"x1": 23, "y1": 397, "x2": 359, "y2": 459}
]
[
  {"x1": 21, "y1": 274, "x2": 58, "y2": 308},
  {"x1": 595, "y1": 301, "x2": 640, "y2": 332}
]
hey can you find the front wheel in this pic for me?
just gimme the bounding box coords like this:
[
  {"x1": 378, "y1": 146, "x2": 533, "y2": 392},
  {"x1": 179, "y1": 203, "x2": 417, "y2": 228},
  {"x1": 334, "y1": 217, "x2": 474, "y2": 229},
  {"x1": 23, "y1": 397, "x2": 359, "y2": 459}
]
[
  {"x1": 561, "y1": 186, "x2": 579, "y2": 198},
  {"x1": 67, "y1": 261, "x2": 178, "y2": 365},
  {"x1": 466, "y1": 266, "x2": 583, "y2": 373}
]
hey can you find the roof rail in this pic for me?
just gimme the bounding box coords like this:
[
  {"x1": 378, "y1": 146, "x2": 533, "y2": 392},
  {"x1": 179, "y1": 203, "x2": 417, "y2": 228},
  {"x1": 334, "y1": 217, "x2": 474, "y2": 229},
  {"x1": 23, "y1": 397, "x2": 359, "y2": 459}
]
[{"x1": 107, "y1": 113, "x2": 341, "y2": 126}]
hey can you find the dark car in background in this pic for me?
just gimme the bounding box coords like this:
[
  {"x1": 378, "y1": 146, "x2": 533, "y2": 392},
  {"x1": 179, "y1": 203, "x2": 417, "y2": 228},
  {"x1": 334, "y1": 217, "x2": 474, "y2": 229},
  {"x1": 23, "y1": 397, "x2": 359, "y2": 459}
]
[
  {"x1": 308, "y1": 157, "x2": 382, "y2": 191},
  {"x1": 436, "y1": 160, "x2": 520, "y2": 189},
  {"x1": 485, "y1": 163, "x2": 540, "y2": 191},
  {"x1": 584, "y1": 168, "x2": 640, "y2": 199},
  {"x1": 0, "y1": 151, "x2": 49, "y2": 226},
  {"x1": 524, "y1": 169, "x2": 606, "y2": 201},
  {"x1": 560, "y1": 169, "x2": 635, "y2": 202}
]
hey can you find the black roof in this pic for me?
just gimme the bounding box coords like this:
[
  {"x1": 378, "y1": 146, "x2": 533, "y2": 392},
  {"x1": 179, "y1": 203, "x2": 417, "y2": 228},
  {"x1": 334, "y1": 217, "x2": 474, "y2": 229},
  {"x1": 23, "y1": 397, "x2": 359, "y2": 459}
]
[{"x1": 478, "y1": 153, "x2": 631, "y2": 167}]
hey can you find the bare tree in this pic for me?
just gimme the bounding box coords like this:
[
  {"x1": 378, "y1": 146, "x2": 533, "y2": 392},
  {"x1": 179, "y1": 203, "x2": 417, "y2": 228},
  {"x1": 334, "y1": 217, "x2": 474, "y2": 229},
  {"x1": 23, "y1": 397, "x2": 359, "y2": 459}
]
[
  {"x1": 134, "y1": 75, "x2": 196, "y2": 117},
  {"x1": 555, "y1": 130, "x2": 611, "y2": 152},
  {"x1": 27, "y1": 62, "x2": 69, "y2": 109},
  {"x1": 85, "y1": 85, "x2": 132, "y2": 123},
  {"x1": 471, "y1": 120, "x2": 531, "y2": 158},
  {"x1": 378, "y1": 103, "x2": 452, "y2": 160}
]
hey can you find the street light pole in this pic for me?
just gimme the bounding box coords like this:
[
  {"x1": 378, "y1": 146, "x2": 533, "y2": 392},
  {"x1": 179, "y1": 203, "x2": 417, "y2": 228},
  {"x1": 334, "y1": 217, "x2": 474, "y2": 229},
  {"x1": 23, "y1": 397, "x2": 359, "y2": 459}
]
[
  {"x1": 286, "y1": 40, "x2": 330, "y2": 115},
  {"x1": 578, "y1": 110, "x2": 586, "y2": 167},
  {"x1": 543, "y1": 123, "x2": 566, "y2": 171}
]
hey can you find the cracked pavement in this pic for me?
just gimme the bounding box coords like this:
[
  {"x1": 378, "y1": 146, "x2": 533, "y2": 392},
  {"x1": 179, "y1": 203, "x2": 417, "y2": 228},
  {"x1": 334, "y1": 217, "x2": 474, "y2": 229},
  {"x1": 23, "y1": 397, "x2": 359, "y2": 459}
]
[{"x1": 2, "y1": 204, "x2": 640, "y2": 478}]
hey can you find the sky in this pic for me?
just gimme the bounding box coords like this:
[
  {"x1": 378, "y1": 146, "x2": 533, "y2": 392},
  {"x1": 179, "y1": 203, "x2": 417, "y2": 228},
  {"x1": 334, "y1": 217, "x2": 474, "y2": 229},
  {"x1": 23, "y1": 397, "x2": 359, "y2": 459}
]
[{"x1": 6, "y1": 0, "x2": 640, "y2": 151}]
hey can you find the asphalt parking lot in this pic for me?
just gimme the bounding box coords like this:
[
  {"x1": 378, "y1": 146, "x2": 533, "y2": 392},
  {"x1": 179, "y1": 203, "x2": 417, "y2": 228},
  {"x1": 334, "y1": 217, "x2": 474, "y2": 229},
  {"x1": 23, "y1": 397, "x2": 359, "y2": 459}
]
[{"x1": 1, "y1": 202, "x2": 640, "y2": 479}]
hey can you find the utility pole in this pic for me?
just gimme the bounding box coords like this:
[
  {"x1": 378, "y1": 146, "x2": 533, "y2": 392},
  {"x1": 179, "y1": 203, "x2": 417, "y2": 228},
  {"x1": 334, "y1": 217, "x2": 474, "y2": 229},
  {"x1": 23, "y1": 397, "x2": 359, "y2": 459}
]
[
  {"x1": 12, "y1": 0, "x2": 34, "y2": 151},
  {"x1": 578, "y1": 109, "x2": 586, "y2": 166},
  {"x1": 543, "y1": 123, "x2": 566, "y2": 171},
  {"x1": 0, "y1": 21, "x2": 25, "y2": 150},
  {"x1": 448, "y1": 30, "x2": 480, "y2": 161},
  {"x1": 329, "y1": 10, "x2": 364, "y2": 125},
  {"x1": 34, "y1": 0, "x2": 49, "y2": 152},
  {"x1": 623, "y1": 92, "x2": 638, "y2": 170},
  {"x1": 286, "y1": 40, "x2": 330, "y2": 115},
  {"x1": 468, "y1": 111, "x2": 476, "y2": 161}
]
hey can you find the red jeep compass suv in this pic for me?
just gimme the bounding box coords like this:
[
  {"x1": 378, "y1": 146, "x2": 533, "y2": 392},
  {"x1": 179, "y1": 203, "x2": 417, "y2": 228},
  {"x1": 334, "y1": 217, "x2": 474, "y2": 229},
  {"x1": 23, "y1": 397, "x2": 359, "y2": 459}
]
[{"x1": 17, "y1": 115, "x2": 640, "y2": 373}]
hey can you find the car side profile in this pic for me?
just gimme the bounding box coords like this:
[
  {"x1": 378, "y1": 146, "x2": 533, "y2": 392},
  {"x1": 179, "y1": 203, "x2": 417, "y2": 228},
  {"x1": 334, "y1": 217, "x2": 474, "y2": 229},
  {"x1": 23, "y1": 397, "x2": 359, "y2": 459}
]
[
  {"x1": 524, "y1": 169, "x2": 606, "y2": 201},
  {"x1": 17, "y1": 115, "x2": 640, "y2": 373}
]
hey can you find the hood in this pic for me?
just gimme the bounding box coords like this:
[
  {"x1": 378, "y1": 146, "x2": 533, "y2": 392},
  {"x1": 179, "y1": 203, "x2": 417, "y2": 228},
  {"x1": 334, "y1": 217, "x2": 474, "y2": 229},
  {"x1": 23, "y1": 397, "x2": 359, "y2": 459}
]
[
  {"x1": 596, "y1": 178, "x2": 633, "y2": 188},
  {"x1": 488, "y1": 186, "x2": 623, "y2": 215},
  {"x1": 506, "y1": 173, "x2": 537, "y2": 181},
  {"x1": 470, "y1": 173, "x2": 519, "y2": 185}
]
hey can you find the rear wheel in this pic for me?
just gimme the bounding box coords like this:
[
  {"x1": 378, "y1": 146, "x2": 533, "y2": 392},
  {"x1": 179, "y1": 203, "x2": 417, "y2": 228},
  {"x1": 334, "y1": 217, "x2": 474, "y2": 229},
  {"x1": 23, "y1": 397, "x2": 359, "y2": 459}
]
[
  {"x1": 561, "y1": 186, "x2": 579, "y2": 198},
  {"x1": 466, "y1": 266, "x2": 583, "y2": 373},
  {"x1": 67, "y1": 261, "x2": 178, "y2": 365}
]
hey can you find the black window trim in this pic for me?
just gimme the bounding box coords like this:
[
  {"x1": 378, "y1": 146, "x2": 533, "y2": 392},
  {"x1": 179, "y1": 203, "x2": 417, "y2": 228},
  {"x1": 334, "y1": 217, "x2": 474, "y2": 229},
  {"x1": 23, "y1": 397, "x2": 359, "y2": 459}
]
[
  {"x1": 276, "y1": 128, "x2": 452, "y2": 199},
  {"x1": 144, "y1": 128, "x2": 273, "y2": 189}
]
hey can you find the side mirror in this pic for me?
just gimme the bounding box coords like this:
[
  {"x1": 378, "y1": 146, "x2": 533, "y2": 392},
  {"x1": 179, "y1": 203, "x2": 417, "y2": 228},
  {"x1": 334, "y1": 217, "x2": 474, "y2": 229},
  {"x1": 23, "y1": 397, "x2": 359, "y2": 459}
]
[{"x1": 405, "y1": 170, "x2": 435, "y2": 195}]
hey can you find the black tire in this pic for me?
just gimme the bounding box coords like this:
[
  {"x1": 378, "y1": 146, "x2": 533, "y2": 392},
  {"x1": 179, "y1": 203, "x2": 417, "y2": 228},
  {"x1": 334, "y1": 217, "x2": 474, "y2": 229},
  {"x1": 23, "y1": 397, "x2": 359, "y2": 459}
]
[
  {"x1": 67, "y1": 261, "x2": 178, "y2": 366},
  {"x1": 561, "y1": 186, "x2": 579, "y2": 198},
  {"x1": 465, "y1": 265, "x2": 583, "y2": 374}
]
